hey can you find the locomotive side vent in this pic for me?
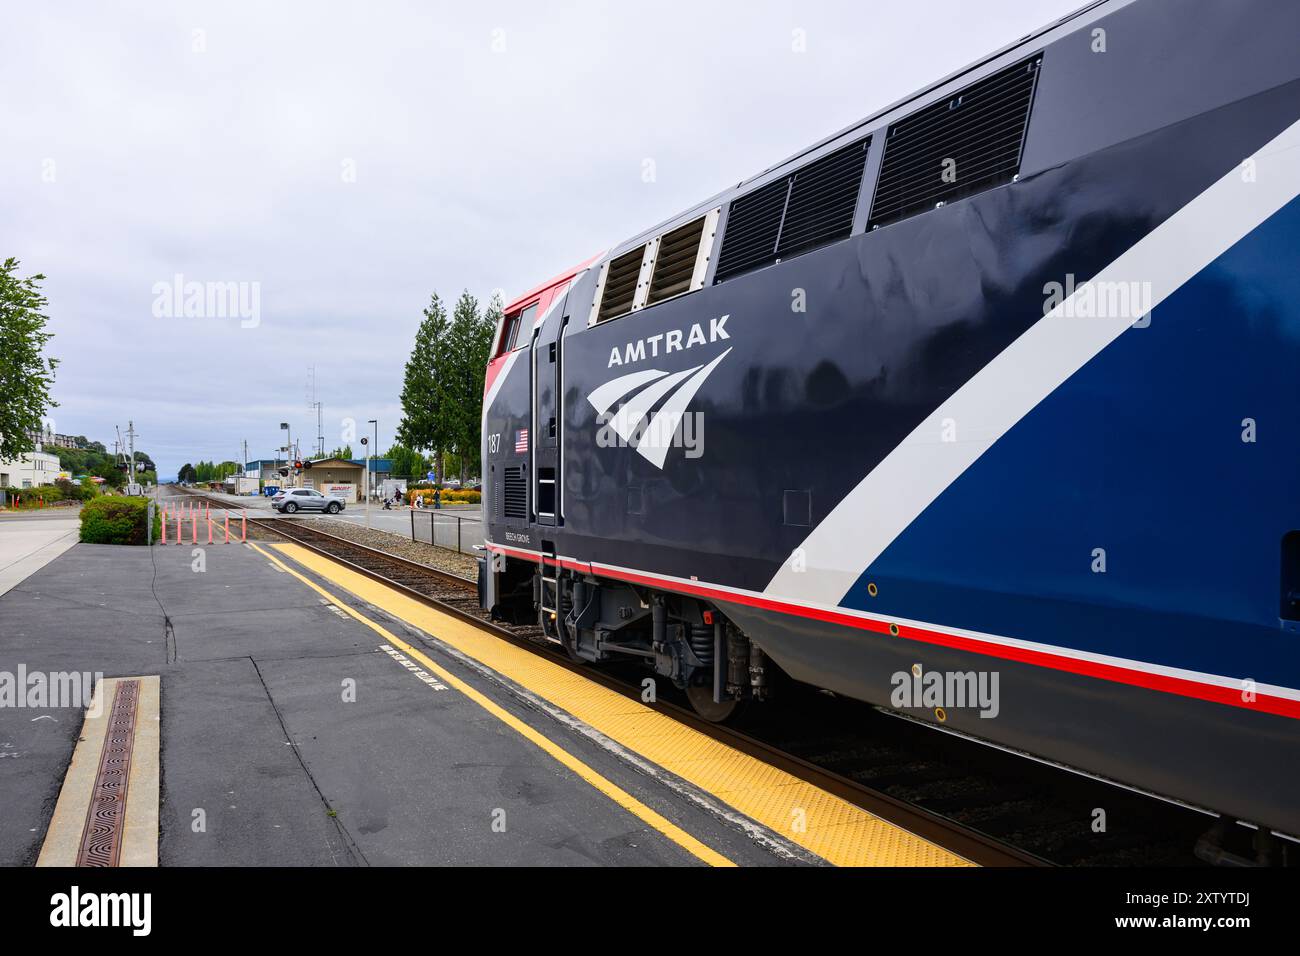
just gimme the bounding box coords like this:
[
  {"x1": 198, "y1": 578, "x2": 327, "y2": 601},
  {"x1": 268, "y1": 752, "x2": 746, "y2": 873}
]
[
  {"x1": 777, "y1": 138, "x2": 870, "y2": 259},
  {"x1": 868, "y1": 54, "x2": 1041, "y2": 229},
  {"x1": 596, "y1": 246, "x2": 645, "y2": 323},
  {"x1": 503, "y1": 465, "x2": 527, "y2": 519},
  {"x1": 715, "y1": 135, "x2": 870, "y2": 283},
  {"x1": 647, "y1": 216, "x2": 706, "y2": 305},
  {"x1": 714, "y1": 175, "x2": 789, "y2": 282}
]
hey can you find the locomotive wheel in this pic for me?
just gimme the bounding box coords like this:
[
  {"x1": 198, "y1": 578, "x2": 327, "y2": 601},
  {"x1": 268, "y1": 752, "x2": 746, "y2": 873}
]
[{"x1": 686, "y1": 685, "x2": 742, "y2": 723}]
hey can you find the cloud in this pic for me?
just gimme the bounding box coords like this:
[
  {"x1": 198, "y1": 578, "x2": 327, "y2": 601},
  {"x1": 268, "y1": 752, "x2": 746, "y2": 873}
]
[{"x1": 0, "y1": 0, "x2": 1081, "y2": 474}]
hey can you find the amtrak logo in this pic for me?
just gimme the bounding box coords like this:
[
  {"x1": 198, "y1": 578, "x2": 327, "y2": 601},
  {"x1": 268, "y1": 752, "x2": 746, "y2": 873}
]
[
  {"x1": 587, "y1": 348, "x2": 731, "y2": 469},
  {"x1": 605, "y1": 315, "x2": 730, "y2": 368}
]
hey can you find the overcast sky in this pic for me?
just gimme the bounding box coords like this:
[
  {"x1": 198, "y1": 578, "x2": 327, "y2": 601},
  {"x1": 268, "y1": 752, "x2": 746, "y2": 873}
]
[{"x1": 1, "y1": 0, "x2": 1084, "y2": 477}]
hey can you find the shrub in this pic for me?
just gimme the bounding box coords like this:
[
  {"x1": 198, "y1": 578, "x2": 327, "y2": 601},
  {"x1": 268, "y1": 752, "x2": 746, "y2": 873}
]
[
  {"x1": 409, "y1": 488, "x2": 480, "y2": 505},
  {"x1": 79, "y1": 496, "x2": 161, "y2": 545},
  {"x1": 2, "y1": 485, "x2": 70, "y2": 508},
  {"x1": 53, "y1": 478, "x2": 96, "y2": 502}
]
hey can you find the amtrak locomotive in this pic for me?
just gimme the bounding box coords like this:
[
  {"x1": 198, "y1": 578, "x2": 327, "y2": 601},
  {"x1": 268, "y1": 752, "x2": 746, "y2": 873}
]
[{"x1": 478, "y1": 0, "x2": 1300, "y2": 842}]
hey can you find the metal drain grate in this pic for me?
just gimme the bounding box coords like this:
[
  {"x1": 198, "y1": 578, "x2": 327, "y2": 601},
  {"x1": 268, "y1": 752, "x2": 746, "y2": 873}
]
[{"x1": 76, "y1": 679, "x2": 140, "y2": 867}]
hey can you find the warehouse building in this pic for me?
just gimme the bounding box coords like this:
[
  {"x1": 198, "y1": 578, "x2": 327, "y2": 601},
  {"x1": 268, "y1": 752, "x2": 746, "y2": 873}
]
[
  {"x1": 296, "y1": 457, "x2": 363, "y2": 502},
  {"x1": 0, "y1": 451, "x2": 61, "y2": 488}
]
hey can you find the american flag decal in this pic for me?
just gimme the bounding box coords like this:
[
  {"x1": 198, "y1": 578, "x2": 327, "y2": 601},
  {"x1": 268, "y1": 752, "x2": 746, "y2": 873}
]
[{"x1": 515, "y1": 428, "x2": 529, "y2": 453}]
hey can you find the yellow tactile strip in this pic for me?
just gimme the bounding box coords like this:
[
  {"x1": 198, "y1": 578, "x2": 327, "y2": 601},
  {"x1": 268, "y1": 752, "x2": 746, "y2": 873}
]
[
  {"x1": 270, "y1": 542, "x2": 973, "y2": 867},
  {"x1": 37, "y1": 676, "x2": 161, "y2": 867}
]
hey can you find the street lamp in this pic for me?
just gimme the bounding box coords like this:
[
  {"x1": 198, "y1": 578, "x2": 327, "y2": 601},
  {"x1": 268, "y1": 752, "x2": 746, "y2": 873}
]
[
  {"x1": 366, "y1": 419, "x2": 377, "y2": 528},
  {"x1": 361, "y1": 435, "x2": 371, "y2": 528}
]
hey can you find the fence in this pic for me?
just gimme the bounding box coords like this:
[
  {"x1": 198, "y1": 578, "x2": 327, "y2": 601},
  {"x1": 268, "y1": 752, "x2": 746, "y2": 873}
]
[{"x1": 411, "y1": 509, "x2": 483, "y2": 555}]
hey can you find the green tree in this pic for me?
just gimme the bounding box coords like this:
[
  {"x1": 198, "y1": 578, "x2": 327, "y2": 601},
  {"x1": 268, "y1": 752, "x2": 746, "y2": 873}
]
[
  {"x1": 444, "y1": 289, "x2": 497, "y2": 482},
  {"x1": 385, "y1": 444, "x2": 427, "y2": 480},
  {"x1": 327, "y1": 444, "x2": 353, "y2": 460},
  {"x1": 473, "y1": 289, "x2": 502, "y2": 477},
  {"x1": 178, "y1": 463, "x2": 197, "y2": 483},
  {"x1": 396, "y1": 293, "x2": 453, "y2": 482},
  {"x1": 0, "y1": 259, "x2": 58, "y2": 459}
]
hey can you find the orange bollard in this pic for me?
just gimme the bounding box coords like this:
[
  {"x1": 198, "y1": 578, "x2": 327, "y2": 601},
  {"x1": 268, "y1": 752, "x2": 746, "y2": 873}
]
[
  {"x1": 224, "y1": 512, "x2": 230, "y2": 544},
  {"x1": 161, "y1": 510, "x2": 167, "y2": 545},
  {"x1": 176, "y1": 512, "x2": 182, "y2": 543},
  {"x1": 240, "y1": 510, "x2": 247, "y2": 543},
  {"x1": 192, "y1": 509, "x2": 198, "y2": 544},
  {"x1": 206, "y1": 514, "x2": 213, "y2": 544}
]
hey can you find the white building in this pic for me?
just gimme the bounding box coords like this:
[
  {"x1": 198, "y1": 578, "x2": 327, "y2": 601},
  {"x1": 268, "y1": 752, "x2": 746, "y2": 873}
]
[{"x1": 0, "y1": 451, "x2": 61, "y2": 489}]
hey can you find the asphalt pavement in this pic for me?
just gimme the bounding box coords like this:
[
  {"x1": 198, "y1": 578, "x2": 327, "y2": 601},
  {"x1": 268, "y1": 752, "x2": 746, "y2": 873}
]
[{"x1": 0, "y1": 540, "x2": 782, "y2": 866}]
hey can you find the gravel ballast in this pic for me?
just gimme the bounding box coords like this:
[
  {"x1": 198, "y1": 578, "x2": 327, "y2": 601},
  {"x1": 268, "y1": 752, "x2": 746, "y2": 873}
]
[{"x1": 288, "y1": 516, "x2": 479, "y2": 580}]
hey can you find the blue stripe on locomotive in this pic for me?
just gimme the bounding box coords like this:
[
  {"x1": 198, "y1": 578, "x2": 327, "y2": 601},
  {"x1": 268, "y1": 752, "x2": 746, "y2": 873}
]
[{"x1": 846, "y1": 193, "x2": 1300, "y2": 687}]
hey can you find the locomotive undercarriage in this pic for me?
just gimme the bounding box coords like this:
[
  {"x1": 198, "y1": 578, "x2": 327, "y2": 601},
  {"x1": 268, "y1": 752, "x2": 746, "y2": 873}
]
[{"x1": 485, "y1": 556, "x2": 770, "y2": 721}]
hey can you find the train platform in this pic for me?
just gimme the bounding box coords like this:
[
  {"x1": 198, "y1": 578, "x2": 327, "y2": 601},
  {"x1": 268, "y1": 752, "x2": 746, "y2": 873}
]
[
  {"x1": 0, "y1": 537, "x2": 972, "y2": 867},
  {"x1": 0, "y1": 514, "x2": 81, "y2": 598}
]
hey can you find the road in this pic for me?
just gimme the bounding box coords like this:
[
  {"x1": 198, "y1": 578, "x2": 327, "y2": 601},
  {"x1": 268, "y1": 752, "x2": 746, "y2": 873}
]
[
  {"x1": 157, "y1": 488, "x2": 481, "y2": 540},
  {"x1": 326, "y1": 507, "x2": 480, "y2": 536}
]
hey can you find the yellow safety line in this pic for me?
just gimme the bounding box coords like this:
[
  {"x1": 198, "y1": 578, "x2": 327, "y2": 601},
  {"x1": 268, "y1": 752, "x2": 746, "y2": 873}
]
[
  {"x1": 265, "y1": 543, "x2": 974, "y2": 866},
  {"x1": 246, "y1": 541, "x2": 734, "y2": 867}
]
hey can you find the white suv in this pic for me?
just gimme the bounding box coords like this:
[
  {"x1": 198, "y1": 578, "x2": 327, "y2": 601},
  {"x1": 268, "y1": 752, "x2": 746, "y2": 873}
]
[{"x1": 272, "y1": 488, "x2": 344, "y2": 514}]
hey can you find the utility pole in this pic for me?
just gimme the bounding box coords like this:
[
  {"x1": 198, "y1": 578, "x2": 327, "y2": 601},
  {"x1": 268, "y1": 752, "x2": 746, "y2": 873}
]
[
  {"x1": 281, "y1": 423, "x2": 292, "y2": 489},
  {"x1": 114, "y1": 422, "x2": 139, "y2": 494},
  {"x1": 365, "y1": 419, "x2": 377, "y2": 529},
  {"x1": 307, "y1": 366, "x2": 324, "y2": 459},
  {"x1": 310, "y1": 401, "x2": 323, "y2": 459}
]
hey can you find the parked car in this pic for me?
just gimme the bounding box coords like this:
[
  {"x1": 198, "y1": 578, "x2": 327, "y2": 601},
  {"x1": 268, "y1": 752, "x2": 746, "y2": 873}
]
[
  {"x1": 444, "y1": 478, "x2": 462, "y2": 489},
  {"x1": 272, "y1": 488, "x2": 344, "y2": 514}
]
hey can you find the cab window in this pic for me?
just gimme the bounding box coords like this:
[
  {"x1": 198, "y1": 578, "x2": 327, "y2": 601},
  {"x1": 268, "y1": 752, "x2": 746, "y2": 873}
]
[
  {"x1": 512, "y1": 304, "x2": 538, "y2": 349},
  {"x1": 496, "y1": 301, "x2": 540, "y2": 356}
]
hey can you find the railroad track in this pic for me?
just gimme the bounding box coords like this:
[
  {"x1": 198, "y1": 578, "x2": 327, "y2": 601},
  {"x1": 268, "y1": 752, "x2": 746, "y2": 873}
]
[{"x1": 172, "y1": 488, "x2": 1220, "y2": 866}]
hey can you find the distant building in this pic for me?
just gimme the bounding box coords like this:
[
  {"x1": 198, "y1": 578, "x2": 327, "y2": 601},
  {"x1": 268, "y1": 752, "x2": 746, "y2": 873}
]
[
  {"x1": 350, "y1": 458, "x2": 393, "y2": 481},
  {"x1": 0, "y1": 451, "x2": 61, "y2": 488},
  {"x1": 26, "y1": 427, "x2": 89, "y2": 451},
  {"x1": 297, "y1": 457, "x2": 364, "y2": 502},
  {"x1": 239, "y1": 458, "x2": 393, "y2": 500},
  {"x1": 242, "y1": 460, "x2": 281, "y2": 480}
]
